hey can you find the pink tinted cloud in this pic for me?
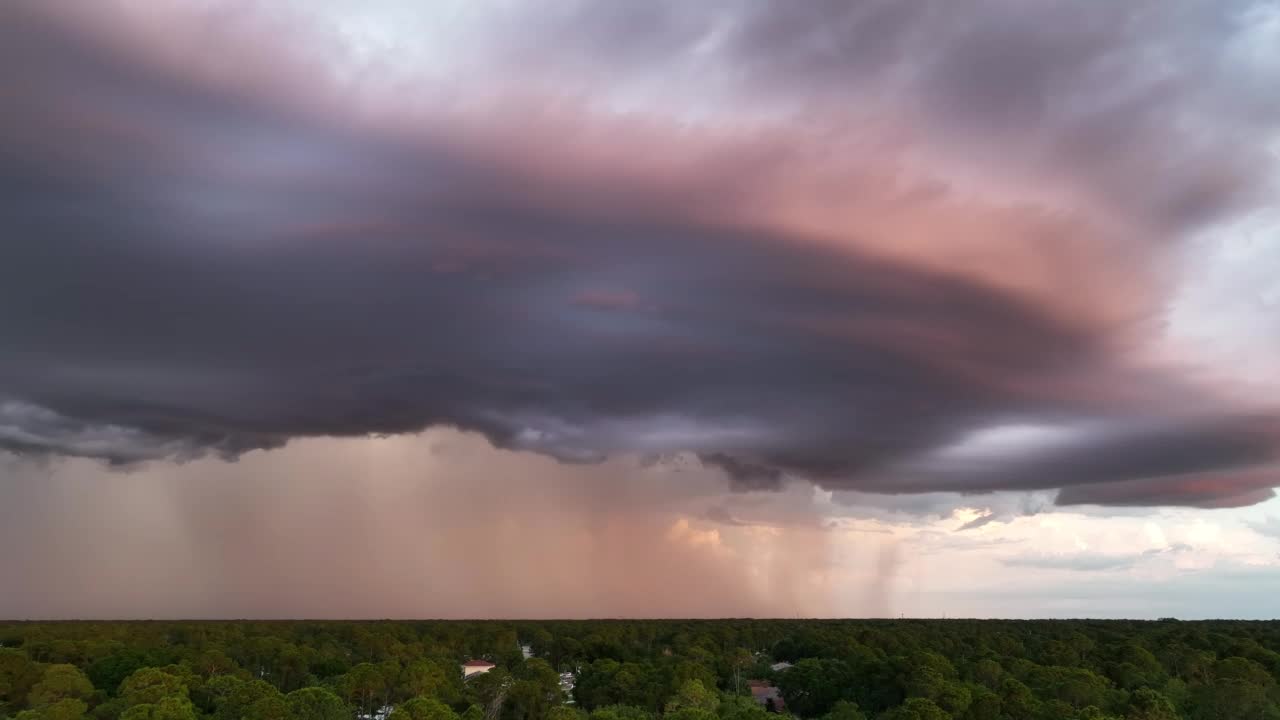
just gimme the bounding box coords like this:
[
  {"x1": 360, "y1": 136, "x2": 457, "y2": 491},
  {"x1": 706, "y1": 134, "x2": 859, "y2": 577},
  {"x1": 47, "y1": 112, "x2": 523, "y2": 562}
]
[
  {"x1": 1, "y1": 0, "x2": 1277, "y2": 509},
  {"x1": 1058, "y1": 468, "x2": 1280, "y2": 509},
  {"x1": 573, "y1": 289, "x2": 644, "y2": 311}
]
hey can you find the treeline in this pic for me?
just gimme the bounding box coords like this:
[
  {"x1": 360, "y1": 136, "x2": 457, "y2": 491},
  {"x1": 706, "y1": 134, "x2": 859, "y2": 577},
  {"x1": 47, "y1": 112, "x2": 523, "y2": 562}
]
[{"x1": 1, "y1": 619, "x2": 1278, "y2": 720}]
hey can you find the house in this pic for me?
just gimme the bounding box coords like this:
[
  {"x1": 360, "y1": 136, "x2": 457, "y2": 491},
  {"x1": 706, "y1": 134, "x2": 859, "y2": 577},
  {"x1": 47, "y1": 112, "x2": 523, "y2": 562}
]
[
  {"x1": 357, "y1": 706, "x2": 393, "y2": 720},
  {"x1": 559, "y1": 671, "x2": 576, "y2": 702},
  {"x1": 770, "y1": 662, "x2": 793, "y2": 672},
  {"x1": 462, "y1": 659, "x2": 496, "y2": 678},
  {"x1": 748, "y1": 681, "x2": 784, "y2": 713}
]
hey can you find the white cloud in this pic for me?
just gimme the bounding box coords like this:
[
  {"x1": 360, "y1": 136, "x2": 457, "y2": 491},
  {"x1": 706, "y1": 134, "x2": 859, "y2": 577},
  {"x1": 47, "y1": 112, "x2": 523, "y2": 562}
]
[{"x1": 1164, "y1": 206, "x2": 1280, "y2": 395}]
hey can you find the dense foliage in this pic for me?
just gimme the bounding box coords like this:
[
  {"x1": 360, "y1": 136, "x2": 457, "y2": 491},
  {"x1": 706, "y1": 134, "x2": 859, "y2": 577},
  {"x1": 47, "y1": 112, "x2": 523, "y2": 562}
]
[{"x1": 1, "y1": 620, "x2": 1277, "y2": 720}]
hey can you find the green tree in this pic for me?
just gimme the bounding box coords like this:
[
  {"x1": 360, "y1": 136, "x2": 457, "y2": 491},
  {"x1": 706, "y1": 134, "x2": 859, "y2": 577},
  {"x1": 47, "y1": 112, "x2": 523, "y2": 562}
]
[
  {"x1": 467, "y1": 669, "x2": 514, "y2": 720},
  {"x1": 28, "y1": 666, "x2": 93, "y2": 708},
  {"x1": 117, "y1": 697, "x2": 198, "y2": 720},
  {"x1": 663, "y1": 710, "x2": 716, "y2": 720},
  {"x1": 1124, "y1": 688, "x2": 1177, "y2": 720},
  {"x1": 1027, "y1": 666, "x2": 1111, "y2": 710},
  {"x1": 546, "y1": 708, "x2": 586, "y2": 720},
  {"x1": 342, "y1": 663, "x2": 390, "y2": 720},
  {"x1": 670, "y1": 664, "x2": 718, "y2": 703},
  {"x1": 14, "y1": 699, "x2": 88, "y2": 720},
  {"x1": 89, "y1": 696, "x2": 129, "y2": 720},
  {"x1": 1075, "y1": 707, "x2": 1123, "y2": 720},
  {"x1": 1157, "y1": 644, "x2": 1211, "y2": 685},
  {"x1": 505, "y1": 679, "x2": 555, "y2": 720},
  {"x1": 518, "y1": 660, "x2": 562, "y2": 698},
  {"x1": 729, "y1": 649, "x2": 754, "y2": 696},
  {"x1": 192, "y1": 650, "x2": 238, "y2": 679},
  {"x1": 118, "y1": 668, "x2": 188, "y2": 708},
  {"x1": 777, "y1": 659, "x2": 853, "y2": 718},
  {"x1": 390, "y1": 697, "x2": 460, "y2": 720},
  {"x1": 1, "y1": 648, "x2": 38, "y2": 711},
  {"x1": 209, "y1": 678, "x2": 280, "y2": 720},
  {"x1": 1212, "y1": 656, "x2": 1274, "y2": 687},
  {"x1": 274, "y1": 646, "x2": 309, "y2": 692},
  {"x1": 86, "y1": 651, "x2": 156, "y2": 696},
  {"x1": 504, "y1": 658, "x2": 565, "y2": 720},
  {"x1": 243, "y1": 694, "x2": 289, "y2": 720},
  {"x1": 877, "y1": 698, "x2": 949, "y2": 720},
  {"x1": 1188, "y1": 677, "x2": 1278, "y2": 720},
  {"x1": 968, "y1": 660, "x2": 1002, "y2": 691},
  {"x1": 401, "y1": 659, "x2": 460, "y2": 705},
  {"x1": 588, "y1": 705, "x2": 653, "y2": 720},
  {"x1": 527, "y1": 630, "x2": 554, "y2": 662},
  {"x1": 998, "y1": 678, "x2": 1038, "y2": 720},
  {"x1": 664, "y1": 680, "x2": 718, "y2": 715},
  {"x1": 284, "y1": 687, "x2": 348, "y2": 720},
  {"x1": 961, "y1": 686, "x2": 999, "y2": 720},
  {"x1": 1187, "y1": 655, "x2": 1280, "y2": 720},
  {"x1": 198, "y1": 675, "x2": 244, "y2": 716},
  {"x1": 719, "y1": 696, "x2": 770, "y2": 720},
  {"x1": 819, "y1": 700, "x2": 867, "y2": 720},
  {"x1": 574, "y1": 661, "x2": 622, "y2": 710},
  {"x1": 1108, "y1": 646, "x2": 1166, "y2": 692}
]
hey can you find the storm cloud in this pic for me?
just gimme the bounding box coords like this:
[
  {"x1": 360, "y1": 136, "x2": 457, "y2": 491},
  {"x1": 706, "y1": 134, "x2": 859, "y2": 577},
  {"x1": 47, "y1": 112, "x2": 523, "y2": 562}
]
[{"x1": 1, "y1": 0, "x2": 1278, "y2": 509}]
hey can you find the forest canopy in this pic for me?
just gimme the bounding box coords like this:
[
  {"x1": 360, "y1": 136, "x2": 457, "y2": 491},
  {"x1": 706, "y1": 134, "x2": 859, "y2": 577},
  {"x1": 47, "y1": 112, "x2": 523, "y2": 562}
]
[{"x1": 1, "y1": 619, "x2": 1277, "y2": 720}]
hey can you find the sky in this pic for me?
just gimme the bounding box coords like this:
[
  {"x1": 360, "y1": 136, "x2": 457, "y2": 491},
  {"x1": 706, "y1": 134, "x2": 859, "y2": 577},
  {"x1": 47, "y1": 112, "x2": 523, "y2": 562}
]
[{"x1": 1, "y1": 0, "x2": 1278, "y2": 620}]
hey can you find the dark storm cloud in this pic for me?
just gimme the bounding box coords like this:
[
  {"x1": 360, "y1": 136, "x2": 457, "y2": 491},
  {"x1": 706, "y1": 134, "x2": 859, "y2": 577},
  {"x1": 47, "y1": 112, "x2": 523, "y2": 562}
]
[
  {"x1": 1055, "y1": 468, "x2": 1280, "y2": 509},
  {"x1": 858, "y1": 415, "x2": 1280, "y2": 493},
  {"x1": 953, "y1": 494, "x2": 1052, "y2": 531},
  {"x1": 956, "y1": 513, "x2": 1000, "y2": 532},
  {"x1": 699, "y1": 454, "x2": 786, "y2": 492},
  {"x1": 1, "y1": 1, "x2": 1277, "y2": 508}
]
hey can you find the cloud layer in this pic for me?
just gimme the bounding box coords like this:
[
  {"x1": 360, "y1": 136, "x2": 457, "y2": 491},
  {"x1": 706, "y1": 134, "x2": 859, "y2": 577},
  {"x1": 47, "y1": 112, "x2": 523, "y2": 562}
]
[{"x1": 1, "y1": 0, "x2": 1278, "y2": 508}]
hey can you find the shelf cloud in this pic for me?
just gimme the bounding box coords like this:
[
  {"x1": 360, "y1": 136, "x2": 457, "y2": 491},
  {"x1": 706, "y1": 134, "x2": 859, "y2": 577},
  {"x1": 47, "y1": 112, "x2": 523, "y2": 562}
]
[{"x1": 2, "y1": 0, "x2": 1277, "y2": 510}]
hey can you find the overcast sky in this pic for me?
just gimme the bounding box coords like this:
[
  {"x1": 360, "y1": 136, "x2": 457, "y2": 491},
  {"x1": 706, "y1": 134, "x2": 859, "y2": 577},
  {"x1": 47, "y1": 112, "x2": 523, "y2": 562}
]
[{"x1": 1, "y1": 0, "x2": 1278, "y2": 619}]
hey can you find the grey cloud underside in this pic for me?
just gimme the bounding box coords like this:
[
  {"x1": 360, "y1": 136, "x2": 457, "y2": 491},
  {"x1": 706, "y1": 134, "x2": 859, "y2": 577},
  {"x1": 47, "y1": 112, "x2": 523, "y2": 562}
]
[{"x1": 1, "y1": 2, "x2": 1277, "y2": 508}]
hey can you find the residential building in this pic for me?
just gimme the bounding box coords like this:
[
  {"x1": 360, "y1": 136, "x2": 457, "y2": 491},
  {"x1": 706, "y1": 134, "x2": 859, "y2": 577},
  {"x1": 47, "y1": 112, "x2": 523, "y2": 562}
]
[
  {"x1": 748, "y1": 681, "x2": 784, "y2": 713},
  {"x1": 462, "y1": 659, "x2": 496, "y2": 678}
]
